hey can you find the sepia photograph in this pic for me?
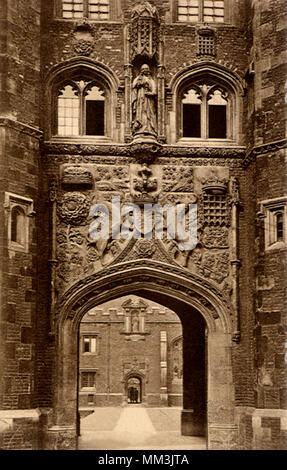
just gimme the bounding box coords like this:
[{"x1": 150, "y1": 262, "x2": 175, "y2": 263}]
[{"x1": 0, "y1": 0, "x2": 286, "y2": 456}]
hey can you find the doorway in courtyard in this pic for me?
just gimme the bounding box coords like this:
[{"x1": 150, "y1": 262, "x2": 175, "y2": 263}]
[
  {"x1": 127, "y1": 377, "x2": 142, "y2": 404},
  {"x1": 77, "y1": 293, "x2": 207, "y2": 449}
]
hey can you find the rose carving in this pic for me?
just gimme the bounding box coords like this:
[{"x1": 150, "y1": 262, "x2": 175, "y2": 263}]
[{"x1": 58, "y1": 192, "x2": 89, "y2": 225}]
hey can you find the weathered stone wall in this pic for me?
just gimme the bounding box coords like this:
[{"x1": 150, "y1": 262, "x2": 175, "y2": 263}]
[{"x1": 0, "y1": 1, "x2": 42, "y2": 450}]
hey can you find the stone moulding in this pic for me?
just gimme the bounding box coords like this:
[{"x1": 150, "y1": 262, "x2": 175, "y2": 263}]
[
  {"x1": 54, "y1": 259, "x2": 234, "y2": 338},
  {"x1": 42, "y1": 141, "x2": 246, "y2": 159},
  {"x1": 0, "y1": 118, "x2": 43, "y2": 139},
  {"x1": 243, "y1": 138, "x2": 287, "y2": 167}
]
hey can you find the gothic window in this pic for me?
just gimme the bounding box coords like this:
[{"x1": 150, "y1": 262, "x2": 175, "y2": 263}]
[
  {"x1": 56, "y1": 80, "x2": 105, "y2": 137},
  {"x1": 5, "y1": 193, "x2": 34, "y2": 253},
  {"x1": 177, "y1": 0, "x2": 225, "y2": 23},
  {"x1": 62, "y1": 0, "x2": 109, "y2": 19},
  {"x1": 260, "y1": 198, "x2": 287, "y2": 250},
  {"x1": 82, "y1": 335, "x2": 98, "y2": 354},
  {"x1": 81, "y1": 371, "x2": 96, "y2": 389},
  {"x1": 181, "y1": 83, "x2": 229, "y2": 140}
]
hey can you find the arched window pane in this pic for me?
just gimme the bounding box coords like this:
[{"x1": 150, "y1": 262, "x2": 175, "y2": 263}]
[
  {"x1": 85, "y1": 85, "x2": 105, "y2": 136},
  {"x1": 57, "y1": 85, "x2": 79, "y2": 136},
  {"x1": 11, "y1": 207, "x2": 25, "y2": 245},
  {"x1": 208, "y1": 89, "x2": 227, "y2": 138},
  {"x1": 182, "y1": 89, "x2": 201, "y2": 137}
]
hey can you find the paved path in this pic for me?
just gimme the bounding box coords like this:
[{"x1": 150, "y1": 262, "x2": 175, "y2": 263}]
[{"x1": 78, "y1": 406, "x2": 206, "y2": 450}]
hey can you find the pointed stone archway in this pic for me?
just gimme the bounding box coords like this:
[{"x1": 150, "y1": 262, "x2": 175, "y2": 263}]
[{"x1": 47, "y1": 260, "x2": 237, "y2": 450}]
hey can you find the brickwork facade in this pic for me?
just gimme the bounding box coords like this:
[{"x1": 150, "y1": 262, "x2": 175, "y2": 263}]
[
  {"x1": 78, "y1": 296, "x2": 183, "y2": 409},
  {"x1": 0, "y1": 0, "x2": 286, "y2": 450}
]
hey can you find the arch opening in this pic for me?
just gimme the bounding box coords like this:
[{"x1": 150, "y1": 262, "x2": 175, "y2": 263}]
[
  {"x1": 77, "y1": 292, "x2": 206, "y2": 449},
  {"x1": 52, "y1": 263, "x2": 235, "y2": 450}
]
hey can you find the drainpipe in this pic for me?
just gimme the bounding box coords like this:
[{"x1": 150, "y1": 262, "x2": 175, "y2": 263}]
[{"x1": 230, "y1": 177, "x2": 241, "y2": 343}]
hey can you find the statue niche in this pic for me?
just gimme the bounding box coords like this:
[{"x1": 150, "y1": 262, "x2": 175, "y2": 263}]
[
  {"x1": 129, "y1": 2, "x2": 160, "y2": 143},
  {"x1": 132, "y1": 64, "x2": 158, "y2": 142}
]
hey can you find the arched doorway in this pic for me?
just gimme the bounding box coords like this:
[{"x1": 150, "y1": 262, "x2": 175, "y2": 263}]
[
  {"x1": 127, "y1": 377, "x2": 142, "y2": 404},
  {"x1": 49, "y1": 260, "x2": 236, "y2": 450}
]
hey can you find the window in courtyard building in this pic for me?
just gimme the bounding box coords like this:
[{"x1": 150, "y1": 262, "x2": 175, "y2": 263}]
[
  {"x1": 82, "y1": 336, "x2": 98, "y2": 354},
  {"x1": 11, "y1": 206, "x2": 26, "y2": 246},
  {"x1": 56, "y1": 80, "x2": 105, "y2": 137},
  {"x1": 177, "y1": 0, "x2": 225, "y2": 23},
  {"x1": 276, "y1": 212, "x2": 284, "y2": 242},
  {"x1": 182, "y1": 83, "x2": 228, "y2": 140},
  {"x1": 5, "y1": 192, "x2": 34, "y2": 253},
  {"x1": 81, "y1": 371, "x2": 96, "y2": 389},
  {"x1": 62, "y1": 0, "x2": 109, "y2": 20},
  {"x1": 259, "y1": 197, "x2": 287, "y2": 250}
]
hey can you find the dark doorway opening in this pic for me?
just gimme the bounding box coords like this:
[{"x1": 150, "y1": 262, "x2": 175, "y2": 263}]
[{"x1": 127, "y1": 377, "x2": 142, "y2": 404}]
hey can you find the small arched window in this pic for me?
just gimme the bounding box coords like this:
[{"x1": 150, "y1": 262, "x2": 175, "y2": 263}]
[
  {"x1": 11, "y1": 206, "x2": 25, "y2": 246},
  {"x1": 181, "y1": 83, "x2": 229, "y2": 140},
  {"x1": 56, "y1": 79, "x2": 105, "y2": 137}
]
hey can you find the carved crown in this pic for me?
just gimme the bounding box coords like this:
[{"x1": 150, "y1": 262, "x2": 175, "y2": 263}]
[{"x1": 202, "y1": 177, "x2": 228, "y2": 195}]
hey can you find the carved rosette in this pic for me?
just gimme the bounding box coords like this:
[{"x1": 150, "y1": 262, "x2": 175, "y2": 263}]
[
  {"x1": 134, "y1": 239, "x2": 156, "y2": 258},
  {"x1": 57, "y1": 192, "x2": 89, "y2": 225},
  {"x1": 73, "y1": 40, "x2": 94, "y2": 56}
]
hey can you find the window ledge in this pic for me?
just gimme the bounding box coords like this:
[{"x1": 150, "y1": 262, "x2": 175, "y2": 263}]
[
  {"x1": 53, "y1": 19, "x2": 123, "y2": 25},
  {"x1": 80, "y1": 388, "x2": 96, "y2": 392},
  {"x1": 265, "y1": 241, "x2": 286, "y2": 252},
  {"x1": 50, "y1": 136, "x2": 112, "y2": 144},
  {"x1": 8, "y1": 242, "x2": 27, "y2": 253},
  {"x1": 171, "y1": 22, "x2": 235, "y2": 28},
  {"x1": 176, "y1": 138, "x2": 239, "y2": 147}
]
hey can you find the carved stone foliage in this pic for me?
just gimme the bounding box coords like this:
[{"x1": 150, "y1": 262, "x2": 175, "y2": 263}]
[
  {"x1": 73, "y1": 40, "x2": 94, "y2": 56},
  {"x1": 133, "y1": 239, "x2": 156, "y2": 258},
  {"x1": 57, "y1": 192, "x2": 90, "y2": 225},
  {"x1": 197, "y1": 252, "x2": 230, "y2": 285},
  {"x1": 202, "y1": 227, "x2": 229, "y2": 248}
]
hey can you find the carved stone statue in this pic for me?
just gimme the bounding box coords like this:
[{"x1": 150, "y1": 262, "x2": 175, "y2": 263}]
[{"x1": 132, "y1": 64, "x2": 157, "y2": 139}]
